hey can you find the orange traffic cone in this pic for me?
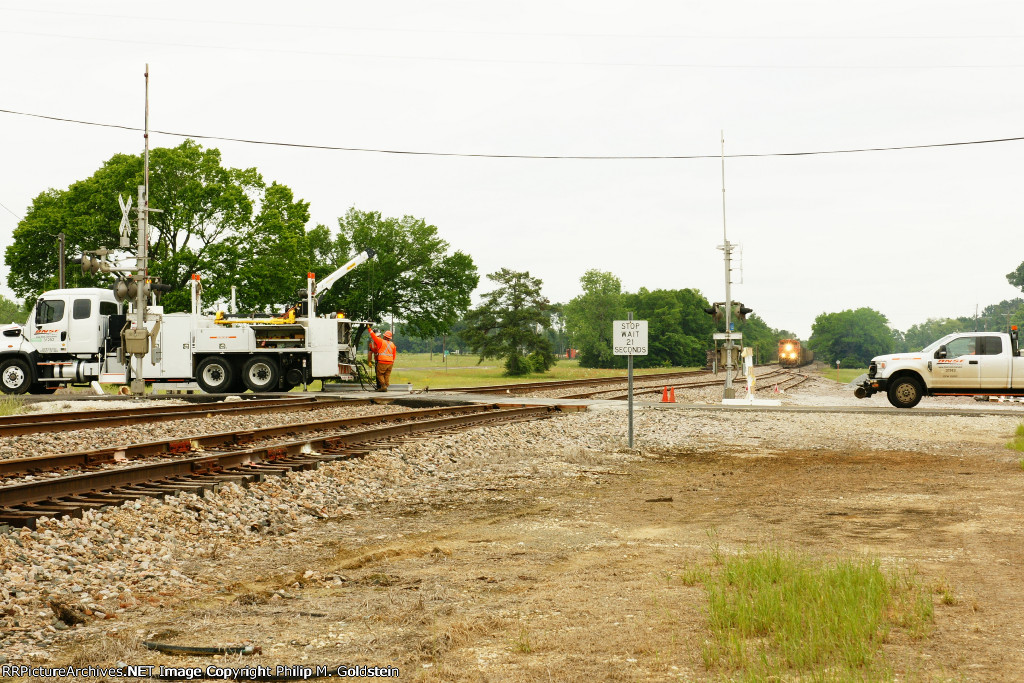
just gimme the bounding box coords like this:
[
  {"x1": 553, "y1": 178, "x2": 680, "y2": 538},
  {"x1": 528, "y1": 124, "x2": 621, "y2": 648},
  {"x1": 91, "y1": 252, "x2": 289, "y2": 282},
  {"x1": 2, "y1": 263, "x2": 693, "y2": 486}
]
[
  {"x1": 669, "y1": 387, "x2": 676, "y2": 402},
  {"x1": 773, "y1": 384, "x2": 780, "y2": 394},
  {"x1": 661, "y1": 386, "x2": 670, "y2": 403}
]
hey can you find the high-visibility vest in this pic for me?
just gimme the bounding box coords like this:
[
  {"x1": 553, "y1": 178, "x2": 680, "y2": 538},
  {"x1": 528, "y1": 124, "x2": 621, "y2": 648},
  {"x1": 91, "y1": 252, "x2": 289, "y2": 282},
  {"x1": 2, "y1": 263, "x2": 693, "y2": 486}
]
[
  {"x1": 374, "y1": 340, "x2": 396, "y2": 363},
  {"x1": 370, "y1": 331, "x2": 396, "y2": 364}
]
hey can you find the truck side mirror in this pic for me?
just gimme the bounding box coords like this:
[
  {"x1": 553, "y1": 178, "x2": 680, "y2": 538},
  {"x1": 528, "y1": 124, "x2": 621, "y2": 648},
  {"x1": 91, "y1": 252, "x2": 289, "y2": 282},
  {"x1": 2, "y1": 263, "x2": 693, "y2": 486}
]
[
  {"x1": 935, "y1": 345, "x2": 947, "y2": 359},
  {"x1": 33, "y1": 299, "x2": 42, "y2": 326}
]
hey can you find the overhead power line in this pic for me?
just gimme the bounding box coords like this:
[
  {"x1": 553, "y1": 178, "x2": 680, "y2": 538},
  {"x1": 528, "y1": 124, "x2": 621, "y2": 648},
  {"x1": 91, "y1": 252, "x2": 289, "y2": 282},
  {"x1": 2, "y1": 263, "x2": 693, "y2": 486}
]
[
  {"x1": 0, "y1": 198, "x2": 22, "y2": 220},
  {"x1": 1, "y1": 106, "x2": 1023, "y2": 160}
]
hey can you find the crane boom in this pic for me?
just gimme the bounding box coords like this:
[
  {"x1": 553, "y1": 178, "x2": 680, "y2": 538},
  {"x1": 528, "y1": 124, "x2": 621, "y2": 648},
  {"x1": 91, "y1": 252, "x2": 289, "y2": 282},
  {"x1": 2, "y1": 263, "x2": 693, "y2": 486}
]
[{"x1": 314, "y1": 249, "x2": 375, "y2": 299}]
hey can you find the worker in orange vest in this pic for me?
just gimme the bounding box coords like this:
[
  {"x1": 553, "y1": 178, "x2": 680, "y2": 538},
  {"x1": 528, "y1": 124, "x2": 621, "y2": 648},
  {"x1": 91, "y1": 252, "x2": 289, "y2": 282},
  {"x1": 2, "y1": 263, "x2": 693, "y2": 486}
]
[{"x1": 367, "y1": 326, "x2": 397, "y2": 391}]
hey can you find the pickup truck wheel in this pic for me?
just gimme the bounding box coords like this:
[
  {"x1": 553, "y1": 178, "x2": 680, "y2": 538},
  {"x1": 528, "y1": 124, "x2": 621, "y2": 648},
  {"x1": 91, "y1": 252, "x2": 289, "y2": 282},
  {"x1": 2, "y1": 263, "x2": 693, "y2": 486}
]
[
  {"x1": 196, "y1": 356, "x2": 235, "y2": 393},
  {"x1": 887, "y1": 377, "x2": 923, "y2": 408},
  {"x1": 0, "y1": 358, "x2": 32, "y2": 394},
  {"x1": 241, "y1": 356, "x2": 280, "y2": 393}
]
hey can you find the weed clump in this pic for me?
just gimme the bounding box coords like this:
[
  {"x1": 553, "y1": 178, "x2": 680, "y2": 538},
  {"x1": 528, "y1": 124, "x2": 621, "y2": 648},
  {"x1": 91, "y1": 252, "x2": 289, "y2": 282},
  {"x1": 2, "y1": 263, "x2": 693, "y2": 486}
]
[{"x1": 701, "y1": 547, "x2": 933, "y2": 680}]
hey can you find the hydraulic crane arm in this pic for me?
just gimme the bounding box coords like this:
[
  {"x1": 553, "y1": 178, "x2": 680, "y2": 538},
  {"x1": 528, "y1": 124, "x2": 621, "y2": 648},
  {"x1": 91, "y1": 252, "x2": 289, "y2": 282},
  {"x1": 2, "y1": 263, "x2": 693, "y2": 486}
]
[{"x1": 314, "y1": 248, "x2": 376, "y2": 300}]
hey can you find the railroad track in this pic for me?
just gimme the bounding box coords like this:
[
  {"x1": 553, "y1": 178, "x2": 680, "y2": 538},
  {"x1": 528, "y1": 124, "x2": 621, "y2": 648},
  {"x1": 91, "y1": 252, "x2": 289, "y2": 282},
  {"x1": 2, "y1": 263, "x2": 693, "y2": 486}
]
[
  {"x1": 0, "y1": 395, "x2": 372, "y2": 438},
  {"x1": 555, "y1": 367, "x2": 799, "y2": 400},
  {"x1": 428, "y1": 366, "x2": 812, "y2": 401},
  {"x1": 429, "y1": 370, "x2": 707, "y2": 395},
  {"x1": 0, "y1": 403, "x2": 576, "y2": 528}
]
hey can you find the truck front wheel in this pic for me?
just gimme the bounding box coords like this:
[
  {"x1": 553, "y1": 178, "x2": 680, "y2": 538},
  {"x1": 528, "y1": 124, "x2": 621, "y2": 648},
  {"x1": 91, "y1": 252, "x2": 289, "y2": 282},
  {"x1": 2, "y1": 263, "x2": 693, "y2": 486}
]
[
  {"x1": 0, "y1": 358, "x2": 32, "y2": 394},
  {"x1": 887, "y1": 376, "x2": 923, "y2": 409},
  {"x1": 196, "y1": 356, "x2": 235, "y2": 394}
]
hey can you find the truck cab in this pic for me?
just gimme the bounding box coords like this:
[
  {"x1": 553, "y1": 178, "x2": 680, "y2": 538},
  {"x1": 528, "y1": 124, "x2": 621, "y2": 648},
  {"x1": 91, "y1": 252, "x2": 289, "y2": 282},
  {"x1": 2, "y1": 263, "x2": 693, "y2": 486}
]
[
  {"x1": 26, "y1": 288, "x2": 121, "y2": 357},
  {"x1": 0, "y1": 288, "x2": 122, "y2": 394}
]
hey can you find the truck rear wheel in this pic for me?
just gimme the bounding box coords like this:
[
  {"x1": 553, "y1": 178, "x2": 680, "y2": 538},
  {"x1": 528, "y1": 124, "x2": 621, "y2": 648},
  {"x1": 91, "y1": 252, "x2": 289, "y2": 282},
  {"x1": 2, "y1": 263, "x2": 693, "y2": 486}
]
[
  {"x1": 887, "y1": 376, "x2": 923, "y2": 408},
  {"x1": 0, "y1": 358, "x2": 32, "y2": 395},
  {"x1": 242, "y1": 356, "x2": 280, "y2": 393},
  {"x1": 196, "y1": 356, "x2": 235, "y2": 394}
]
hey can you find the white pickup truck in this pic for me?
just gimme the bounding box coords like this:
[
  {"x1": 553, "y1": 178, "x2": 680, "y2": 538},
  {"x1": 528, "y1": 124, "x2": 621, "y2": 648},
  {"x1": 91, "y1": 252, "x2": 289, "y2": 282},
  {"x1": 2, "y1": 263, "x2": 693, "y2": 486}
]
[{"x1": 854, "y1": 329, "x2": 1024, "y2": 408}]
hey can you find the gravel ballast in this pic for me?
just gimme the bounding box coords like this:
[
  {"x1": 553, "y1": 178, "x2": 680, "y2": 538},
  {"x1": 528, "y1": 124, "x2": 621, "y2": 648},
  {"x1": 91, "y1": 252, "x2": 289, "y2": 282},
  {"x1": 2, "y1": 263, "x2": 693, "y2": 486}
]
[{"x1": 2, "y1": 379, "x2": 1023, "y2": 665}]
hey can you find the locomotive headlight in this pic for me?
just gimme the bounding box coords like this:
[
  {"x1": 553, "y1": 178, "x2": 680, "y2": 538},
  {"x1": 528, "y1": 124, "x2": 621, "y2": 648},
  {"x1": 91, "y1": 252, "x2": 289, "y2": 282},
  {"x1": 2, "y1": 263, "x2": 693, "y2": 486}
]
[
  {"x1": 790, "y1": 352, "x2": 797, "y2": 359},
  {"x1": 785, "y1": 344, "x2": 793, "y2": 351}
]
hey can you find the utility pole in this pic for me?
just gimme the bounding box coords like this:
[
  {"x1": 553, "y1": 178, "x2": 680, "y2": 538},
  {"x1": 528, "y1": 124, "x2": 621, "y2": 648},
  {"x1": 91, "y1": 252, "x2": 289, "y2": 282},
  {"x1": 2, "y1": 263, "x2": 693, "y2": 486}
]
[
  {"x1": 123, "y1": 65, "x2": 159, "y2": 396},
  {"x1": 57, "y1": 232, "x2": 66, "y2": 288},
  {"x1": 718, "y1": 131, "x2": 736, "y2": 399}
]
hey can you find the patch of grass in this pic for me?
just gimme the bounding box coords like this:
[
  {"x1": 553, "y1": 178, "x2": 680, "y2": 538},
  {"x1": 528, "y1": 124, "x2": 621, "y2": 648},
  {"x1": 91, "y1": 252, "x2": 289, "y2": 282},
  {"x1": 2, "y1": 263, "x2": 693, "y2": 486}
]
[
  {"x1": 677, "y1": 566, "x2": 709, "y2": 587},
  {"x1": 817, "y1": 367, "x2": 870, "y2": 383},
  {"x1": 384, "y1": 353, "x2": 700, "y2": 390},
  {"x1": 511, "y1": 626, "x2": 533, "y2": 653},
  {"x1": 701, "y1": 547, "x2": 933, "y2": 680},
  {"x1": 1006, "y1": 423, "x2": 1024, "y2": 455},
  {"x1": 0, "y1": 394, "x2": 24, "y2": 416},
  {"x1": 933, "y1": 579, "x2": 957, "y2": 606}
]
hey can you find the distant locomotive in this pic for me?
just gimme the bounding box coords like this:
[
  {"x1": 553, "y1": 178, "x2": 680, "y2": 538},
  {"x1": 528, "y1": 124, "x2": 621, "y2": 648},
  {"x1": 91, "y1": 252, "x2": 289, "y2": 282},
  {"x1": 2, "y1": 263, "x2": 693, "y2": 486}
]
[{"x1": 778, "y1": 339, "x2": 814, "y2": 368}]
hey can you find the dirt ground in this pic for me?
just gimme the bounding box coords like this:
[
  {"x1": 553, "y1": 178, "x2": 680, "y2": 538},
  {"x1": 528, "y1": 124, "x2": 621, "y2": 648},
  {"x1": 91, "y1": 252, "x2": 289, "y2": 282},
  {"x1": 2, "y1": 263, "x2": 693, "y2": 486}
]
[{"x1": 30, "y1": 406, "x2": 1024, "y2": 682}]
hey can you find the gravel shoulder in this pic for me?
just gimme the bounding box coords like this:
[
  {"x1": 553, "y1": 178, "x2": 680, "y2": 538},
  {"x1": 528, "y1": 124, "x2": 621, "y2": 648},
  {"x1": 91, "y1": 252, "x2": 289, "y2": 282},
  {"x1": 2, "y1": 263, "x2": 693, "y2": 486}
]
[{"x1": 2, "y1": 379, "x2": 1024, "y2": 680}]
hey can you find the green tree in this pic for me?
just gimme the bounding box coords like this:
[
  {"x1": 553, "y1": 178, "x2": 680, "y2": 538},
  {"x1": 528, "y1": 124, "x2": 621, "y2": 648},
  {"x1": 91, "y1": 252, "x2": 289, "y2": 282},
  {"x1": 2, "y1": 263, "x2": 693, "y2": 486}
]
[
  {"x1": 6, "y1": 140, "x2": 314, "y2": 312},
  {"x1": 564, "y1": 270, "x2": 626, "y2": 368},
  {"x1": 0, "y1": 295, "x2": 25, "y2": 325},
  {"x1": 808, "y1": 308, "x2": 895, "y2": 367},
  {"x1": 903, "y1": 318, "x2": 967, "y2": 351},
  {"x1": 624, "y1": 287, "x2": 715, "y2": 368},
  {"x1": 462, "y1": 269, "x2": 554, "y2": 376},
  {"x1": 315, "y1": 208, "x2": 478, "y2": 341}
]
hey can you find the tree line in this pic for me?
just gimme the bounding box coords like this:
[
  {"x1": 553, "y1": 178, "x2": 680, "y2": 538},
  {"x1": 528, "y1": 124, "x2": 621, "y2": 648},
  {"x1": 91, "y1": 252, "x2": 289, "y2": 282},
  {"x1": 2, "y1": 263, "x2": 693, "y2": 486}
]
[
  {"x1": 8, "y1": 139, "x2": 1024, "y2": 374},
  {"x1": 808, "y1": 297, "x2": 1024, "y2": 368}
]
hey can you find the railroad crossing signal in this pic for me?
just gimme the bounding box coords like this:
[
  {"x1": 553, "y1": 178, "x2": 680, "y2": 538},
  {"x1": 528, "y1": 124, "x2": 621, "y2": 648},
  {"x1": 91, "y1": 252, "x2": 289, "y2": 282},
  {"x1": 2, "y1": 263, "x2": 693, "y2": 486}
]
[
  {"x1": 732, "y1": 302, "x2": 753, "y2": 321},
  {"x1": 77, "y1": 247, "x2": 110, "y2": 275},
  {"x1": 703, "y1": 302, "x2": 724, "y2": 323},
  {"x1": 118, "y1": 194, "x2": 133, "y2": 248}
]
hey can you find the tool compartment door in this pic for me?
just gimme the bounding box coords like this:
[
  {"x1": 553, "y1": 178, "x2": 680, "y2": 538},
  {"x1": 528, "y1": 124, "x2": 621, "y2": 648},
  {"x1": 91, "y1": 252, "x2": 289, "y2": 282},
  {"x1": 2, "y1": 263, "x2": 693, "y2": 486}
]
[
  {"x1": 308, "y1": 318, "x2": 340, "y2": 377},
  {"x1": 193, "y1": 327, "x2": 256, "y2": 353},
  {"x1": 144, "y1": 313, "x2": 193, "y2": 379}
]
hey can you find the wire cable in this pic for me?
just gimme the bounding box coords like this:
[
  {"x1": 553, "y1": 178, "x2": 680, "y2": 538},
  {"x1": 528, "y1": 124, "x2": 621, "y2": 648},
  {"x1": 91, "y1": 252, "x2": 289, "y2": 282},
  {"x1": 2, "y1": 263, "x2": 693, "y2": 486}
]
[
  {"x1": 1, "y1": 106, "x2": 1023, "y2": 160},
  {"x1": 0, "y1": 198, "x2": 23, "y2": 220}
]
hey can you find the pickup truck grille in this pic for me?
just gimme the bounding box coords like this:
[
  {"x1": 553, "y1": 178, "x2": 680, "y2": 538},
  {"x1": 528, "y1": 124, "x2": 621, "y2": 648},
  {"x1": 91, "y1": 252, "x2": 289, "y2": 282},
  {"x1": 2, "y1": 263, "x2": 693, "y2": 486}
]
[{"x1": 868, "y1": 362, "x2": 877, "y2": 378}]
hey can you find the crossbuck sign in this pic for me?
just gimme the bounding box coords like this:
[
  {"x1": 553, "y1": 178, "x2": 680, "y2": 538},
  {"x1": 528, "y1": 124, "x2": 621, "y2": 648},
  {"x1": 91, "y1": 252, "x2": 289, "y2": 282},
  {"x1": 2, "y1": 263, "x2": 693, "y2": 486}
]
[{"x1": 613, "y1": 320, "x2": 648, "y2": 356}]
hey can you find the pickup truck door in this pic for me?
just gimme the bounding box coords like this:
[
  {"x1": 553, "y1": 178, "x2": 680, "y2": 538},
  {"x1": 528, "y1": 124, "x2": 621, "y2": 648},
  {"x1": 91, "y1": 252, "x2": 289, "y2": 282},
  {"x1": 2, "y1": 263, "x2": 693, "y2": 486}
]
[
  {"x1": 931, "y1": 335, "x2": 980, "y2": 389},
  {"x1": 976, "y1": 335, "x2": 1011, "y2": 389}
]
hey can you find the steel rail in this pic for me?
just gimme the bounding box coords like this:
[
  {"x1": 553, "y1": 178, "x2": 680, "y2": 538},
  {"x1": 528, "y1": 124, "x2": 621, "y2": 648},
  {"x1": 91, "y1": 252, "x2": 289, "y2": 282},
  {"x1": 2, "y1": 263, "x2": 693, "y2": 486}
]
[
  {"x1": 559, "y1": 368, "x2": 797, "y2": 400},
  {"x1": 429, "y1": 370, "x2": 708, "y2": 394},
  {"x1": 0, "y1": 404, "x2": 561, "y2": 525},
  {"x1": 0, "y1": 396, "x2": 368, "y2": 437},
  {"x1": 0, "y1": 403, "x2": 505, "y2": 478}
]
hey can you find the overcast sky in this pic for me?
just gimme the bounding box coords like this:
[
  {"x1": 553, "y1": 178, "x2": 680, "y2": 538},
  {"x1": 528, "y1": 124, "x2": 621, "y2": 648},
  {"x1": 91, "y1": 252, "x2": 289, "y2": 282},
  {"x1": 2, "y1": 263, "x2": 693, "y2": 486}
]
[{"x1": 2, "y1": 1, "x2": 1023, "y2": 339}]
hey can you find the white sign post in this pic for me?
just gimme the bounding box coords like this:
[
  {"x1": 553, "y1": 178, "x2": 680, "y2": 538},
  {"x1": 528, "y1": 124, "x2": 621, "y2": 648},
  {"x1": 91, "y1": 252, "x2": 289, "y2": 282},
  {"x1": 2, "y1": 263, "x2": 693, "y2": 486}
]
[{"x1": 613, "y1": 316, "x2": 648, "y2": 448}]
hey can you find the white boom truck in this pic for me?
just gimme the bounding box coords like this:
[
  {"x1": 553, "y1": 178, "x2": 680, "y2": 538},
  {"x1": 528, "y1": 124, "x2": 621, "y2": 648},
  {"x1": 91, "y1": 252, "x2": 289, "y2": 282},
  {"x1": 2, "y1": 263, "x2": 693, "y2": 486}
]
[
  {"x1": 0, "y1": 249, "x2": 376, "y2": 395},
  {"x1": 854, "y1": 328, "x2": 1024, "y2": 408}
]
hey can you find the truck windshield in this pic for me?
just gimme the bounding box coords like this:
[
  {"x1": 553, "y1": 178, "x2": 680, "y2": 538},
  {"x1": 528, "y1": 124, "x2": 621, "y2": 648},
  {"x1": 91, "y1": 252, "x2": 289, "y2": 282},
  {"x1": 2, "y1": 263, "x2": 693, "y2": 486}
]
[{"x1": 920, "y1": 334, "x2": 958, "y2": 353}]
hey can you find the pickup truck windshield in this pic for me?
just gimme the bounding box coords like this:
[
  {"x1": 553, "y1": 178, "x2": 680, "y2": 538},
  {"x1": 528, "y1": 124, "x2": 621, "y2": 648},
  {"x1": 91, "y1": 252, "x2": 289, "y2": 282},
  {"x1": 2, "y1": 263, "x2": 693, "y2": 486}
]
[{"x1": 920, "y1": 334, "x2": 958, "y2": 354}]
